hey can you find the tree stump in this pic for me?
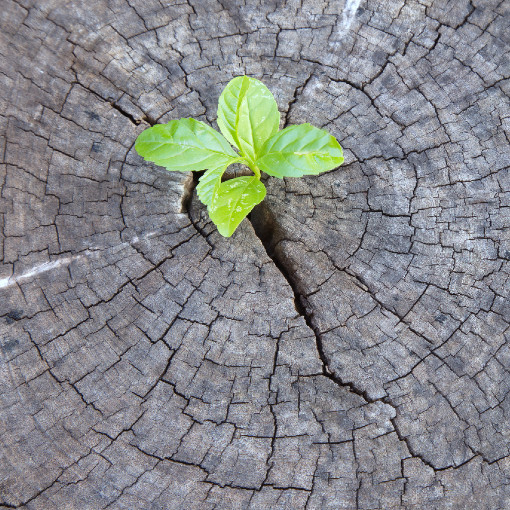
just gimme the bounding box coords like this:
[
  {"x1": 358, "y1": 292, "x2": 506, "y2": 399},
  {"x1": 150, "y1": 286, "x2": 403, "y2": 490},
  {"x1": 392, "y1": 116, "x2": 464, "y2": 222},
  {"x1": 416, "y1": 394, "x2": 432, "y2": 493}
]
[{"x1": 1, "y1": 0, "x2": 509, "y2": 508}]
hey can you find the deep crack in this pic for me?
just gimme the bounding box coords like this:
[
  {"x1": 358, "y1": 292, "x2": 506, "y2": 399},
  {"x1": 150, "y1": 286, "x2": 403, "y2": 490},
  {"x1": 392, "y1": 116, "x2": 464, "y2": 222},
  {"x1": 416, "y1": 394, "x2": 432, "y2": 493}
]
[{"x1": 248, "y1": 202, "x2": 376, "y2": 405}]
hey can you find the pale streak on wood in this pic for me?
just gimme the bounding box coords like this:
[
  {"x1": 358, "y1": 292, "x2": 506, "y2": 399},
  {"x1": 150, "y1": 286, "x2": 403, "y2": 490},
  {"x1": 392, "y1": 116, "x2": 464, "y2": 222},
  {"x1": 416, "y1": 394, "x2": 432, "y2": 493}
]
[
  {"x1": 0, "y1": 256, "x2": 81, "y2": 289},
  {"x1": 330, "y1": 0, "x2": 363, "y2": 45},
  {"x1": 0, "y1": 230, "x2": 168, "y2": 289},
  {"x1": 340, "y1": 0, "x2": 363, "y2": 33}
]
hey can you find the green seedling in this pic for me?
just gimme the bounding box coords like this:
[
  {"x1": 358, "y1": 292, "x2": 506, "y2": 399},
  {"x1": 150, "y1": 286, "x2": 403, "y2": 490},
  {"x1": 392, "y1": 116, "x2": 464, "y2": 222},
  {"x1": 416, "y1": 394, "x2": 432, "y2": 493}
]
[{"x1": 135, "y1": 76, "x2": 344, "y2": 237}]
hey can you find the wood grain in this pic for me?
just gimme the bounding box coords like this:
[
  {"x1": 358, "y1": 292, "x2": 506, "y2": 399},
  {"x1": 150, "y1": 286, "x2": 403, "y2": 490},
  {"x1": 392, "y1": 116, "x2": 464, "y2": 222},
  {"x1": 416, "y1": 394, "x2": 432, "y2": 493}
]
[{"x1": 1, "y1": 0, "x2": 509, "y2": 508}]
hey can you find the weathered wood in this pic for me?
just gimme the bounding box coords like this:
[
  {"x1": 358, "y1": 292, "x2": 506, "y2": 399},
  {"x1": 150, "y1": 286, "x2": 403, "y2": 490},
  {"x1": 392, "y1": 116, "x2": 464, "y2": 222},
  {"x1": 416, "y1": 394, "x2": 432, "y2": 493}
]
[{"x1": 1, "y1": 0, "x2": 509, "y2": 508}]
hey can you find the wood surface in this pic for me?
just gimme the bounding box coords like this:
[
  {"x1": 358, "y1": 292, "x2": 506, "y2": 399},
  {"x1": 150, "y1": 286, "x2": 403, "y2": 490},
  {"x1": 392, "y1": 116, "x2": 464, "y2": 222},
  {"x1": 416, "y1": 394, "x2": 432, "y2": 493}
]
[{"x1": 1, "y1": 0, "x2": 509, "y2": 508}]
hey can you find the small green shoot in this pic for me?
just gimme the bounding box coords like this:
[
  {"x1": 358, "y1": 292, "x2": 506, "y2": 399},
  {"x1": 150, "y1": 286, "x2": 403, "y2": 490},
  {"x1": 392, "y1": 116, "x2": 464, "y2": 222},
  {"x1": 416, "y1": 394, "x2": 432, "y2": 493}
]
[{"x1": 135, "y1": 76, "x2": 344, "y2": 237}]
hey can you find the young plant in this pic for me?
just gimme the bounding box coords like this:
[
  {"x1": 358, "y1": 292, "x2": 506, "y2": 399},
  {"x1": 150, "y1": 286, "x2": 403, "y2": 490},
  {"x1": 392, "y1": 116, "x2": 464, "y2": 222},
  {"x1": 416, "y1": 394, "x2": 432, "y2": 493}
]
[{"x1": 135, "y1": 76, "x2": 344, "y2": 237}]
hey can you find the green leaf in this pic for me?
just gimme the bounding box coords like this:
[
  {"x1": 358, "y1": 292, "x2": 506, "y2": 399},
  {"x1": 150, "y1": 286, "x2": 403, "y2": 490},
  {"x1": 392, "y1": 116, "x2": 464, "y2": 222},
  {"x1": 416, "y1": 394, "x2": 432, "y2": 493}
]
[
  {"x1": 255, "y1": 124, "x2": 344, "y2": 178},
  {"x1": 209, "y1": 176, "x2": 266, "y2": 237},
  {"x1": 196, "y1": 162, "x2": 232, "y2": 207},
  {"x1": 217, "y1": 76, "x2": 280, "y2": 163},
  {"x1": 135, "y1": 118, "x2": 238, "y2": 172}
]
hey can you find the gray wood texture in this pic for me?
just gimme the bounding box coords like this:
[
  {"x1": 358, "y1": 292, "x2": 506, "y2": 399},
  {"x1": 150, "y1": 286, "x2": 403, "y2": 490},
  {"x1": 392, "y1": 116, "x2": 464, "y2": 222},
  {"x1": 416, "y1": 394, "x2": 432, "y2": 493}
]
[{"x1": 1, "y1": 0, "x2": 509, "y2": 508}]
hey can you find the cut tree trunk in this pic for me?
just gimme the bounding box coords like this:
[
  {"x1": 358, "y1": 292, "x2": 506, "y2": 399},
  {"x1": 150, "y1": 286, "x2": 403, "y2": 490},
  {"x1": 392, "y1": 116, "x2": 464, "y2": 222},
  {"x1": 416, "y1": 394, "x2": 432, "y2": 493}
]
[{"x1": 1, "y1": 0, "x2": 510, "y2": 508}]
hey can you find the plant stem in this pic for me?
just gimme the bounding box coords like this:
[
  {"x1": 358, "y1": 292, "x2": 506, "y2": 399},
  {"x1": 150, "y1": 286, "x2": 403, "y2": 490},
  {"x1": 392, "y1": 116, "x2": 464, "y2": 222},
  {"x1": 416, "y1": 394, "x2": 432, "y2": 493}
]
[{"x1": 244, "y1": 159, "x2": 261, "y2": 179}]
